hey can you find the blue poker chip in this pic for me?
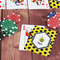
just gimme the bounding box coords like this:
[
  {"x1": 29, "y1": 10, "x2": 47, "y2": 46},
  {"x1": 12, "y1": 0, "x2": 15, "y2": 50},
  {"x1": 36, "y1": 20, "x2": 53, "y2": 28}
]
[
  {"x1": 0, "y1": 20, "x2": 2, "y2": 25},
  {"x1": 47, "y1": 12, "x2": 56, "y2": 19}
]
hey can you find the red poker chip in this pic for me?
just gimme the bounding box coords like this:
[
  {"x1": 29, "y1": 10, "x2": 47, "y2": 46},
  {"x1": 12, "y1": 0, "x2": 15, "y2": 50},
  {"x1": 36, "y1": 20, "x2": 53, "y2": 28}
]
[
  {"x1": 3, "y1": 13, "x2": 21, "y2": 24},
  {"x1": 3, "y1": 17, "x2": 7, "y2": 20},
  {"x1": 47, "y1": 13, "x2": 60, "y2": 29}
]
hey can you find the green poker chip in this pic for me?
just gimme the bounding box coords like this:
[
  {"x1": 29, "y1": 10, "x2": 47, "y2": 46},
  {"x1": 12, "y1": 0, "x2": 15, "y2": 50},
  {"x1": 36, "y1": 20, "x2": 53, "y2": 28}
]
[{"x1": 1, "y1": 19, "x2": 18, "y2": 36}]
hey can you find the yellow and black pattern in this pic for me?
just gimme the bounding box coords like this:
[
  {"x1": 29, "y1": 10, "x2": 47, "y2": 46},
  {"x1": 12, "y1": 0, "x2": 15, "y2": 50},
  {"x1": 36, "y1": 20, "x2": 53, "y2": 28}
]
[
  {"x1": 49, "y1": 0, "x2": 60, "y2": 8},
  {"x1": 24, "y1": 26, "x2": 57, "y2": 57}
]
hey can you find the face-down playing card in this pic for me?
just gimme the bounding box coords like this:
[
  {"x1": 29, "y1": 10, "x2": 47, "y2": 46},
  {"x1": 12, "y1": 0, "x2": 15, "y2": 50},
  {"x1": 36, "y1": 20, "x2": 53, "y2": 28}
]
[
  {"x1": 49, "y1": 0, "x2": 60, "y2": 8},
  {"x1": 28, "y1": 0, "x2": 49, "y2": 9},
  {"x1": 0, "y1": 0, "x2": 5, "y2": 9},
  {"x1": 19, "y1": 24, "x2": 45, "y2": 51},
  {"x1": 24, "y1": 26, "x2": 57, "y2": 57},
  {"x1": 7, "y1": 0, "x2": 27, "y2": 9}
]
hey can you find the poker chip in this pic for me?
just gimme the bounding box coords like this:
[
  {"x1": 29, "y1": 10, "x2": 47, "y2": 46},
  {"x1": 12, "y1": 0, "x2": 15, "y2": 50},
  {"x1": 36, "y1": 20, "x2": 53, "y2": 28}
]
[
  {"x1": 0, "y1": 20, "x2": 2, "y2": 26},
  {"x1": 0, "y1": 20, "x2": 2, "y2": 25},
  {"x1": 1, "y1": 19, "x2": 18, "y2": 36},
  {"x1": 47, "y1": 12, "x2": 60, "y2": 29},
  {"x1": 3, "y1": 13, "x2": 21, "y2": 24},
  {"x1": 47, "y1": 12, "x2": 57, "y2": 19},
  {"x1": 0, "y1": 30, "x2": 6, "y2": 40}
]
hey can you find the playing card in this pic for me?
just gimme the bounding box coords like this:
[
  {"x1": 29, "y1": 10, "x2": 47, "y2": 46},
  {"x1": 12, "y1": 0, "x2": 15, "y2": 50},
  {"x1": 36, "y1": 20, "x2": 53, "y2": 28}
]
[
  {"x1": 24, "y1": 26, "x2": 57, "y2": 57},
  {"x1": 7, "y1": 0, "x2": 27, "y2": 9},
  {"x1": 49, "y1": 0, "x2": 60, "y2": 8},
  {"x1": 19, "y1": 24, "x2": 45, "y2": 51},
  {"x1": 28, "y1": 0, "x2": 49, "y2": 9},
  {"x1": 0, "y1": 0, "x2": 5, "y2": 9}
]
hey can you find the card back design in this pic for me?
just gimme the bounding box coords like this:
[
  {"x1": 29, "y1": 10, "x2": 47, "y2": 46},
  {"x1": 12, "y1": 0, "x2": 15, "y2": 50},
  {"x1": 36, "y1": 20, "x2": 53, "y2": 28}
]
[
  {"x1": 24, "y1": 26, "x2": 57, "y2": 56},
  {"x1": 49, "y1": 0, "x2": 60, "y2": 8}
]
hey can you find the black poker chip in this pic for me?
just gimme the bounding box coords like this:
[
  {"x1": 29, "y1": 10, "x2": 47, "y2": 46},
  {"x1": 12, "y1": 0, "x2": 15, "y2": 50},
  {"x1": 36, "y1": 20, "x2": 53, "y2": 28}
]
[{"x1": 0, "y1": 30, "x2": 6, "y2": 40}]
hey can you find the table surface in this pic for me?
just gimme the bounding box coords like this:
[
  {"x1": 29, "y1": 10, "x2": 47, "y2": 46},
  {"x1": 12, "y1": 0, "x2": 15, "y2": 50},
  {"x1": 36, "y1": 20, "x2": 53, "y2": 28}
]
[{"x1": 0, "y1": 2, "x2": 60, "y2": 60}]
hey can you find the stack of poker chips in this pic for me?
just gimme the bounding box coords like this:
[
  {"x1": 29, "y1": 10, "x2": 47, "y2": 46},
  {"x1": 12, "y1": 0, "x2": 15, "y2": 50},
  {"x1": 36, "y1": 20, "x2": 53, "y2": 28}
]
[
  {"x1": 0, "y1": 13, "x2": 21, "y2": 40},
  {"x1": 0, "y1": 20, "x2": 6, "y2": 40},
  {"x1": 10, "y1": 0, "x2": 24, "y2": 6}
]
